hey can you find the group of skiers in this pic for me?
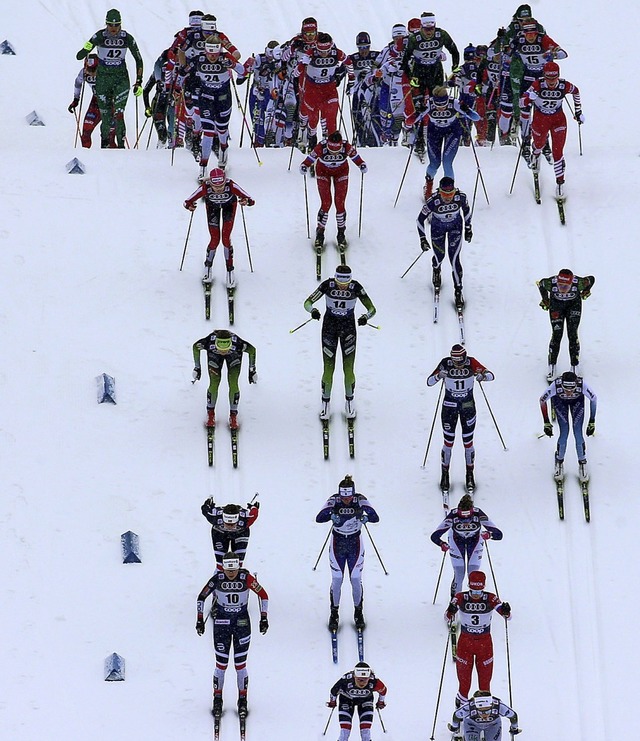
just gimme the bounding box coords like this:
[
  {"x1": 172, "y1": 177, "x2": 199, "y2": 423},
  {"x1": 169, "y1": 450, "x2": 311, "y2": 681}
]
[{"x1": 67, "y1": 7, "x2": 595, "y2": 740}]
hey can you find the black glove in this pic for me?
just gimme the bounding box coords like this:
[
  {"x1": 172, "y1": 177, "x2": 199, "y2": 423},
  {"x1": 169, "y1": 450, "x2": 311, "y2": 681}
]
[
  {"x1": 497, "y1": 27, "x2": 506, "y2": 39},
  {"x1": 311, "y1": 308, "x2": 321, "y2": 320},
  {"x1": 259, "y1": 615, "x2": 269, "y2": 634},
  {"x1": 539, "y1": 298, "x2": 550, "y2": 311},
  {"x1": 500, "y1": 601, "x2": 511, "y2": 618},
  {"x1": 357, "y1": 314, "x2": 368, "y2": 326},
  {"x1": 193, "y1": 366, "x2": 201, "y2": 381},
  {"x1": 586, "y1": 421, "x2": 595, "y2": 436},
  {"x1": 68, "y1": 98, "x2": 79, "y2": 113},
  {"x1": 543, "y1": 422, "x2": 553, "y2": 437},
  {"x1": 196, "y1": 618, "x2": 206, "y2": 635},
  {"x1": 420, "y1": 236, "x2": 431, "y2": 251},
  {"x1": 464, "y1": 225, "x2": 473, "y2": 242},
  {"x1": 459, "y1": 101, "x2": 470, "y2": 113},
  {"x1": 250, "y1": 500, "x2": 260, "y2": 509},
  {"x1": 201, "y1": 497, "x2": 215, "y2": 516},
  {"x1": 248, "y1": 365, "x2": 257, "y2": 384}
]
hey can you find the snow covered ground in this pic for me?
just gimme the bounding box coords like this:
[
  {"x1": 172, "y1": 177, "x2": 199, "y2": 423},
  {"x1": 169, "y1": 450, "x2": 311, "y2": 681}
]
[{"x1": 1, "y1": 1, "x2": 638, "y2": 739}]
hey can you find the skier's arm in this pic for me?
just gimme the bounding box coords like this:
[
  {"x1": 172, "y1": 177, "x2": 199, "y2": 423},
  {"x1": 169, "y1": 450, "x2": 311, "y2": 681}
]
[
  {"x1": 241, "y1": 339, "x2": 257, "y2": 367},
  {"x1": 184, "y1": 184, "x2": 206, "y2": 210},
  {"x1": 126, "y1": 34, "x2": 144, "y2": 86},
  {"x1": 426, "y1": 361, "x2": 446, "y2": 386},
  {"x1": 247, "y1": 573, "x2": 269, "y2": 613},
  {"x1": 357, "y1": 286, "x2": 376, "y2": 319},
  {"x1": 539, "y1": 385, "x2": 555, "y2": 422},
  {"x1": 442, "y1": 31, "x2": 460, "y2": 70},
  {"x1": 192, "y1": 336, "x2": 209, "y2": 368},
  {"x1": 76, "y1": 31, "x2": 102, "y2": 60}
]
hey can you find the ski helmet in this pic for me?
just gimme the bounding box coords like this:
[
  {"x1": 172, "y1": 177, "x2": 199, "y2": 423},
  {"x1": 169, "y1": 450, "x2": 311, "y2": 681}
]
[
  {"x1": 338, "y1": 475, "x2": 355, "y2": 498},
  {"x1": 189, "y1": 10, "x2": 204, "y2": 27},
  {"x1": 201, "y1": 14, "x2": 217, "y2": 33},
  {"x1": 204, "y1": 33, "x2": 222, "y2": 55},
  {"x1": 421, "y1": 11, "x2": 437, "y2": 28},
  {"x1": 544, "y1": 61, "x2": 560, "y2": 79},
  {"x1": 327, "y1": 131, "x2": 343, "y2": 152},
  {"x1": 522, "y1": 19, "x2": 538, "y2": 34},
  {"x1": 450, "y1": 344, "x2": 467, "y2": 364},
  {"x1": 561, "y1": 371, "x2": 578, "y2": 391},
  {"x1": 468, "y1": 571, "x2": 486, "y2": 591},
  {"x1": 222, "y1": 504, "x2": 241, "y2": 525},
  {"x1": 557, "y1": 268, "x2": 573, "y2": 286},
  {"x1": 316, "y1": 33, "x2": 333, "y2": 53},
  {"x1": 302, "y1": 17, "x2": 318, "y2": 39},
  {"x1": 475, "y1": 44, "x2": 488, "y2": 58},
  {"x1": 222, "y1": 552, "x2": 241, "y2": 571},
  {"x1": 209, "y1": 167, "x2": 226, "y2": 188},
  {"x1": 335, "y1": 265, "x2": 352, "y2": 285},
  {"x1": 391, "y1": 24, "x2": 407, "y2": 39},
  {"x1": 214, "y1": 330, "x2": 233, "y2": 353},
  {"x1": 439, "y1": 176, "x2": 455, "y2": 197},
  {"x1": 464, "y1": 44, "x2": 476, "y2": 62},
  {"x1": 356, "y1": 31, "x2": 371, "y2": 47},
  {"x1": 105, "y1": 8, "x2": 122, "y2": 25},
  {"x1": 408, "y1": 18, "x2": 421, "y2": 34},
  {"x1": 516, "y1": 5, "x2": 533, "y2": 19},
  {"x1": 354, "y1": 662, "x2": 372, "y2": 679}
]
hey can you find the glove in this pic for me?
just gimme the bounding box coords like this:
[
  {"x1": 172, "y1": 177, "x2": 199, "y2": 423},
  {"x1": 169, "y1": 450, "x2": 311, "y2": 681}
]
[
  {"x1": 299, "y1": 164, "x2": 308, "y2": 175},
  {"x1": 496, "y1": 27, "x2": 506, "y2": 39},
  {"x1": 331, "y1": 513, "x2": 340, "y2": 524},
  {"x1": 359, "y1": 163, "x2": 368, "y2": 174},
  {"x1": 575, "y1": 111, "x2": 585, "y2": 124},
  {"x1": 201, "y1": 497, "x2": 214, "y2": 515},
  {"x1": 145, "y1": 107, "x2": 153, "y2": 118},
  {"x1": 248, "y1": 365, "x2": 258, "y2": 384},
  {"x1": 580, "y1": 289, "x2": 591, "y2": 299},
  {"x1": 510, "y1": 728, "x2": 522, "y2": 735},
  {"x1": 327, "y1": 699, "x2": 337, "y2": 708},
  {"x1": 196, "y1": 618, "x2": 205, "y2": 635},
  {"x1": 376, "y1": 700, "x2": 386, "y2": 710},
  {"x1": 437, "y1": 370, "x2": 446, "y2": 380},
  {"x1": 439, "y1": 541, "x2": 450, "y2": 552},
  {"x1": 446, "y1": 603, "x2": 458, "y2": 621},
  {"x1": 357, "y1": 314, "x2": 368, "y2": 326},
  {"x1": 184, "y1": 201, "x2": 197, "y2": 212},
  {"x1": 586, "y1": 421, "x2": 595, "y2": 437},
  {"x1": 543, "y1": 51, "x2": 555, "y2": 62},
  {"x1": 133, "y1": 83, "x2": 143, "y2": 97},
  {"x1": 482, "y1": 531, "x2": 491, "y2": 541},
  {"x1": 249, "y1": 500, "x2": 260, "y2": 509},
  {"x1": 359, "y1": 511, "x2": 369, "y2": 524},
  {"x1": 500, "y1": 601, "x2": 511, "y2": 618},
  {"x1": 451, "y1": 66, "x2": 461, "y2": 74},
  {"x1": 346, "y1": 80, "x2": 354, "y2": 95},
  {"x1": 259, "y1": 614, "x2": 269, "y2": 634},
  {"x1": 448, "y1": 724, "x2": 461, "y2": 733},
  {"x1": 239, "y1": 197, "x2": 255, "y2": 207},
  {"x1": 68, "y1": 99, "x2": 79, "y2": 113},
  {"x1": 543, "y1": 422, "x2": 553, "y2": 437},
  {"x1": 410, "y1": 76, "x2": 420, "y2": 88},
  {"x1": 311, "y1": 308, "x2": 321, "y2": 320},
  {"x1": 464, "y1": 225, "x2": 473, "y2": 242},
  {"x1": 539, "y1": 298, "x2": 550, "y2": 310},
  {"x1": 420, "y1": 236, "x2": 431, "y2": 252},
  {"x1": 459, "y1": 100, "x2": 470, "y2": 113},
  {"x1": 192, "y1": 366, "x2": 201, "y2": 381},
  {"x1": 475, "y1": 372, "x2": 485, "y2": 382}
]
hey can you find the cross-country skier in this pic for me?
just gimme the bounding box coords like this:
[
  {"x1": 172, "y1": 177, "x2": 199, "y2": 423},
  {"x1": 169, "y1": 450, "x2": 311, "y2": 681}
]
[
  {"x1": 304, "y1": 265, "x2": 376, "y2": 420},
  {"x1": 184, "y1": 167, "x2": 255, "y2": 289},
  {"x1": 426, "y1": 345, "x2": 494, "y2": 492},
  {"x1": 299, "y1": 131, "x2": 367, "y2": 250},
  {"x1": 192, "y1": 329, "x2": 257, "y2": 429},
  {"x1": 75, "y1": 8, "x2": 144, "y2": 148},
  {"x1": 326, "y1": 662, "x2": 387, "y2": 741},
  {"x1": 68, "y1": 54, "x2": 116, "y2": 148},
  {"x1": 431, "y1": 494, "x2": 503, "y2": 597},
  {"x1": 196, "y1": 552, "x2": 269, "y2": 719},
  {"x1": 446, "y1": 570, "x2": 511, "y2": 707},
  {"x1": 537, "y1": 268, "x2": 595, "y2": 380},
  {"x1": 401, "y1": 12, "x2": 459, "y2": 97},
  {"x1": 316, "y1": 475, "x2": 379, "y2": 631},
  {"x1": 417, "y1": 176, "x2": 472, "y2": 309},
  {"x1": 448, "y1": 690, "x2": 521, "y2": 740},
  {"x1": 540, "y1": 370, "x2": 597, "y2": 483},
  {"x1": 200, "y1": 499, "x2": 260, "y2": 569}
]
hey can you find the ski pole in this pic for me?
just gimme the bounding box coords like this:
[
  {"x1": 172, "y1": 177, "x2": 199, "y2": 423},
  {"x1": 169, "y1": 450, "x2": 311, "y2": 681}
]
[
  {"x1": 484, "y1": 541, "x2": 500, "y2": 598},
  {"x1": 134, "y1": 115, "x2": 150, "y2": 149},
  {"x1": 179, "y1": 210, "x2": 195, "y2": 271},
  {"x1": 240, "y1": 205, "x2": 254, "y2": 272},
  {"x1": 505, "y1": 618, "x2": 514, "y2": 707},
  {"x1": 312, "y1": 526, "x2": 333, "y2": 571},
  {"x1": 365, "y1": 322, "x2": 380, "y2": 330},
  {"x1": 393, "y1": 144, "x2": 414, "y2": 207},
  {"x1": 363, "y1": 523, "x2": 388, "y2": 575},
  {"x1": 358, "y1": 171, "x2": 364, "y2": 238},
  {"x1": 134, "y1": 94, "x2": 140, "y2": 149},
  {"x1": 73, "y1": 77, "x2": 86, "y2": 149},
  {"x1": 303, "y1": 173, "x2": 310, "y2": 239},
  {"x1": 422, "y1": 380, "x2": 444, "y2": 468},
  {"x1": 400, "y1": 250, "x2": 427, "y2": 279},
  {"x1": 230, "y1": 77, "x2": 262, "y2": 165},
  {"x1": 322, "y1": 705, "x2": 335, "y2": 735},
  {"x1": 565, "y1": 98, "x2": 583, "y2": 156},
  {"x1": 470, "y1": 167, "x2": 480, "y2": 219},
  {"x1": 429, "y1": 630, "x2": 451, "y2": 741},
  {"x1": 289, "y1": 317, "x2": 314, "y2": 334},
  {"x1": 239, "y1": 73, "x2": 252, "y2": 148},
  {"x1": 432, "y1": 550, "x2": 447, "y2": 604},
  {"x1": 466, "y1": 122, "x2": 490, "y2": 205},
  {"x1": 477, "y1": 381, "x2": 508, "y2": 451},
  {"x1": 508, "y1": 133, "x2": 527, "y2": 195},
  {"x1": 376, "y1": 706, "x2": 387, "y2": 733}
]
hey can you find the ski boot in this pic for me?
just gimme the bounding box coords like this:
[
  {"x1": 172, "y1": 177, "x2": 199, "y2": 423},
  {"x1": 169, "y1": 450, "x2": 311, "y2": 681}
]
[
  {"x1": 450, "y1": 577, "x2": 456, "y2": 599},
  {"x1": 226, "y1": 266, "x2": 236, "y2": 289},
  {"x1": 337, "y1": 227, "x2": 347, "y2": 251},
  {"x1": 546, "y1": 364, "x2": 556, "y2": 382},
  {"x1": 432, "y1": 265, "x2": 442, "y2": 289},
  {"x1": 542, "y1": 139, "x2": 553, "y2": 164},
  {"x1": 440, "y1": 465, "x2": 450, "y2": 491},
  {"x1": 212, "y1": 695, "x2": 223, "y2": 718},
  {"x1": 229, "y1": 411, "x2": 239, "y2": 430},
  {"x1": 354, "y1": 602, "x2": 366, "y2": 630},
  {"x1": 198, "y1": 164, "x2": 207, "y2": 181},
  {"x1": 454, "y1": 286, "x2": 465, "y2": 311},
  {"x1": 237, "y1": 695, "x2": 248, "y2": 719},
  {"x1": 465, "y1": 466, "x2": 475, "y2": 493},
  {"x1": 206, "y1": 409, "x2": 216, "y2": 428},
  {"x1": 499, "y1": 131, "x2": 514, "y2": 146},
  {"x1": 555, "y1": 178, "x2": 565, "y2": 199},
  {"x1": 345, "y1": 396, "x2": 356, "y2": 419},
  {"x1": 521, "y1": 134, "x2": 532, "y2": 164},
  {"x1": 320, "y1": 399, "x2": 330, "y2": 420},
  {"x1": 423, "y1": 175, "x2": 434, "y2": 201},
  {"x1": 553, "y1": 457, "x2": 564, "y2": 481},
  {"x1": 415, "y1": 137, "x2": 426, "y2": 160},
  {"x1": 529, "y1": 152, "x2": 541, "y2": 172},
  {"x1": 202, "y1": 263, "x2": 213, "y2": 284},
  {"x1": 328, "y1": 606, "x2": 339, "y2": 631},
  {"x1": 578, "y1": 460, "x2": 589, "y2": 483},
  {"x1": 218, "y1": 146, "x2": 228, "y2": 169},
  {"x1": 314, "y1": 227, "x2": 325, "y2": 250}
]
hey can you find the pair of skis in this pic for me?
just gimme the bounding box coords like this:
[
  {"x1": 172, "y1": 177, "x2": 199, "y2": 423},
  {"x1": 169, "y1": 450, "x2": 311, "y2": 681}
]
[
  {"x1": 213, "y1": 708, "x2": 246, "y2": 741},
  {"x1": 204, "y1": 278, "x2": 235, "y2": 324},
  {"x1": 433, "y1": 287, "x2": 465, "y2": 345},
  {"x1": 315, "y1": 239, "x2": 347, "y2": 281},
  {"x1": 555, "y1": 472, "x2": 590, "y2": 522},
  {"x1": 330, "y1": 624, "x2": 365, "y2": 664},
  {"x1": 532, "y1": 170, "x2": 566, "y2": 225},
  {"x1": 207, "y1": 423, "x2": 238, "y2": 468},
  {"x1": 322, "y1": 415, "x2": 355, "y2": 460}
]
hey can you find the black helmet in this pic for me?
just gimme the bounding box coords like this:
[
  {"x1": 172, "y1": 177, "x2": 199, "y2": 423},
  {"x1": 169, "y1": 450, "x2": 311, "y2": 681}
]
[
  {"x1": 464, "y1": 44, "x2": 476, "y2": 61},
  {"x1": 356, "y1": 31, "x2": 371, "y2": 46}
]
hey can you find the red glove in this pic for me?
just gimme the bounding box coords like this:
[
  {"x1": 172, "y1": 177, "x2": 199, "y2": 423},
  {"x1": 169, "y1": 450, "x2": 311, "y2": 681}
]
[
  {"x1": 327, "y1": 698, "x2": 337, "y2": 708},
  {"x1": 482, "y1": 532, "x2": 491, "y2": 541},
  {"x1": 376, "y1": 700, "x2": 386, "y2": 710},
  {"x1": 184, "y1": 201, "x2": 197, "y2": 212},
  {"x1": 440, "y1": 541, "x2": 450, "y2": 552}
]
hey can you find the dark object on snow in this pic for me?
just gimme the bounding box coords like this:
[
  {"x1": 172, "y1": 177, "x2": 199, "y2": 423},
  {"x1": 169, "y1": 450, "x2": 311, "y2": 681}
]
[
  {"x1": 121, "y1": 531, "x2": 141, "y2": 564},
  {"x1": 96, "y1": 373, "x2": 116, "y2": 404}
]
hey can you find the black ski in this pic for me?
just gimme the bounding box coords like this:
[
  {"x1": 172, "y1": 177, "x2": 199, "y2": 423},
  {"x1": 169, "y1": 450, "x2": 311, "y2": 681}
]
[
  {"x1": 580, "y1": 478, "x2": 590, "y2": 523},
  {"x1": 227, "y1": 286, "x2": 235, "y2": 325},
  {"x1": 356, "y1": 627, "x2": 364, "y2": 662},
  {"x1": 315, "y1": 240, "x2": 323, "y2": 281},
  {"x1": 207, "y1": 424, "x2": 215, "y2": 467},
  {"x1": 347, "y1": 417, "x2": 355, "y2": 459},
  {"x1": 457, "y1": 305, "x2": 465, "y2": 345},
  {"x1": 331, "y1": 628, "x2": 338, "y2": 663},
  {"x1": 441, "y1": 485, "x2": 450, "y2": 510},
  {"x1": 204, "y1": 278, "x2": 212, "y2": 321},
  {"x1": 213, "y1": 714, "x2": 220, "y2": 741},
  {"x1": 449, "y1": 620, "x2": 458, "y2": 661},
  {"x1": 533, "y1": 171, "x2": 541, "y2": 204},
  {"x1": 231, "y1": 426, "x2": 238, "y2": 468},
  {"x1": 322, "y1": 418, "x2": 330, "y2": 460},
  {"x1": 337, "y1": 238, "x2": 348, "y2": 265},
  {"x1": 433, "y1": 287, "x2": 440, "y2": 323},
  {"x1": 239, "y1": 711, "x2": 246, "y2": 741},
  {"x1": 555, "y1": 476, "x2": 565, "y2": 520},
  {"x1": 556, "y1": 195, "x2": 566, "y2": 225}
]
